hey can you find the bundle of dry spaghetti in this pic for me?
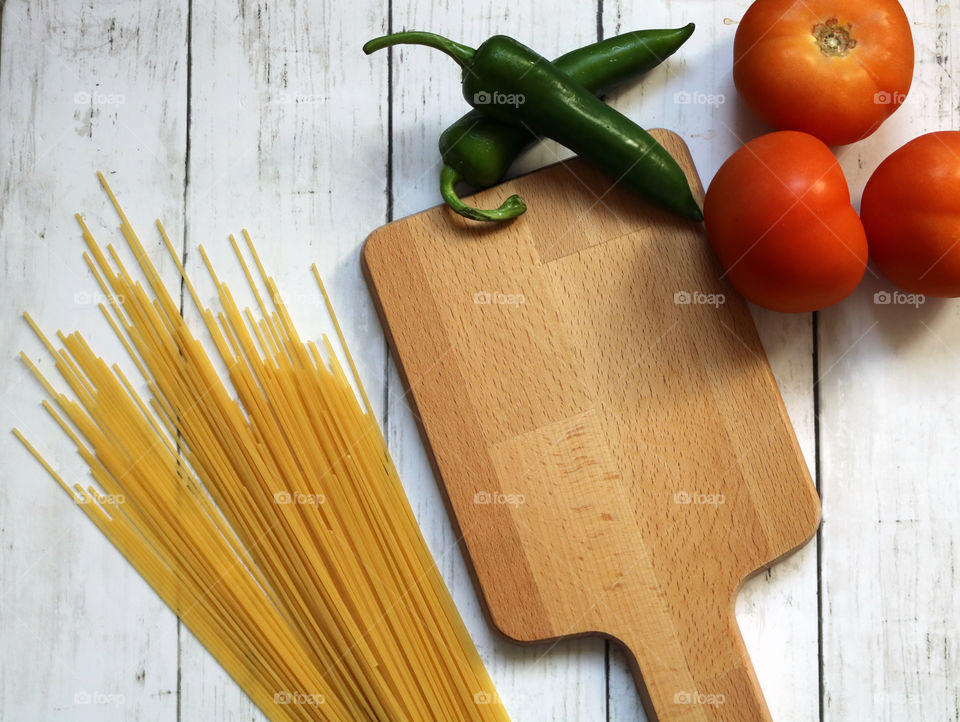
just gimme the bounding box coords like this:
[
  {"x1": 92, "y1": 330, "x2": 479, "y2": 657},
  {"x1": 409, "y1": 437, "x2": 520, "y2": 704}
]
[{"x1": 14, "y1": 175, "x2": 509, "y2": 722}]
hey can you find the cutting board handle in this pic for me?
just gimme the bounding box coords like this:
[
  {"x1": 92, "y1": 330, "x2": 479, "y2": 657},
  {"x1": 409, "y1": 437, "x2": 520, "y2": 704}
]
[{"x1": 615, "y1": 604, "x2": 771, "y2": 721}]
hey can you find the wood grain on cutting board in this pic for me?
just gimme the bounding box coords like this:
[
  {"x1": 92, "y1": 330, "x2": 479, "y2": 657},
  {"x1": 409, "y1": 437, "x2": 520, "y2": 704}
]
[{"x1": 363, "y1": 130, "x2": 821, "y2": 720}]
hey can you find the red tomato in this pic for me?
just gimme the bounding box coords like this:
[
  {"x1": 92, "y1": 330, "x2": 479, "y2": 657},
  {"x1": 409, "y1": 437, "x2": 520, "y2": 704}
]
[
  {"x1": 734, "y1": 0, "x2": 914, "y2": 146},
  {"x1": 860, "y1": 131, "x2": 960, "y2": 297},
  {"x1": 704, "y1": 131, "x2": 867, "y2": 313}
]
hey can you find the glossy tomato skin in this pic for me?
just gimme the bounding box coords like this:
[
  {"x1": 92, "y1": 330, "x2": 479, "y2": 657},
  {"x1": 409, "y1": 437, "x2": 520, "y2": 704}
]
[
  {"x1": 734, "y1": 0, "x2": 914, "y2": 146},
  {"x1": 860, "y1": 131, "x2": 960, "y2": 297},
  {"x1": 704, "y1": 131, "x2": 867, "y2": 313}
]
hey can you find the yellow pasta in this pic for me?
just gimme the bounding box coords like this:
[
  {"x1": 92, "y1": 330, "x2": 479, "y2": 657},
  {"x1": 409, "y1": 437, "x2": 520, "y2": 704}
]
[{"x1": 14, "y1": 174, "x2": 510, "y2": 722}]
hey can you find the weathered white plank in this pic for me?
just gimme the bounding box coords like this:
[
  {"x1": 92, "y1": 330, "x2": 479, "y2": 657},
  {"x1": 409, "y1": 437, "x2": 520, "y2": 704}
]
[
  {"x1": 600, "y1": 3, "x2": 819, "y2": 720},
  {"x1": 384, "y1": 2, "x2": 608, "y2": 720},
  {"x1": 0, "y1": 1, "x2": 188, "y2": 720},
  {"x1": 821, "y1": 1, "x2": 960, "y2": 719},
  {"x1": 736, "y1": 308, "x2": 818, "y2": 722},
  {"x1": 178, "y1": 0, "x2": 391, "y2": 718}
]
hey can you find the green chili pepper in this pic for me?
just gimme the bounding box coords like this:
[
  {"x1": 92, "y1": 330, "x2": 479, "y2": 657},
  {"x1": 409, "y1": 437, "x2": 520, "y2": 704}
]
[
  {"x1": 439, "y1": 25, "x2": 696, "y2": 222},
  {"x1": 363, "y1": 31, "x2": 704, "y2": 222}
]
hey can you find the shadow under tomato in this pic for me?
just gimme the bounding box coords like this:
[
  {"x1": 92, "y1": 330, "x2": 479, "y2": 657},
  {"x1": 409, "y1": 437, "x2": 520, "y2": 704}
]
[{"x1": 859, "y1": 263, "x2": 952, "y2": 349}]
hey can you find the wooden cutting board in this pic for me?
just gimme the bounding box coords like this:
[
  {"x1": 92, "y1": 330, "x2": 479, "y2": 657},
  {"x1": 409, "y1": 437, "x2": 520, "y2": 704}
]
[{"x1": 362, "y1": 130, "x2": 820, "y2": 721}]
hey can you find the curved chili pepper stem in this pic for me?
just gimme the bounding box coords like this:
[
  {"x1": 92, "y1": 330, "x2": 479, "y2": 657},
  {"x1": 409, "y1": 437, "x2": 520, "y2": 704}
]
[
  {"x1": 440, "y1": 165, "x2": 526, "y2": 222},
  {"x1": 362, "y1": 32, "x2": 475, "y2": 69}
]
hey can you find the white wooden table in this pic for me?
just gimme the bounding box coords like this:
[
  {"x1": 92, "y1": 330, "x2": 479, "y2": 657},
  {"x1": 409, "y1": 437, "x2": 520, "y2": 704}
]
[{"x1": 1, "y1": 1, "x2": 957, "y2": 720}]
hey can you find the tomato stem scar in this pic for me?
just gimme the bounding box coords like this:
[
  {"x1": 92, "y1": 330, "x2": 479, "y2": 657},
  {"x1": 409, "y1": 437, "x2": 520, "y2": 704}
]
[{"x1": 812, "y1": 18, "x2": 857, "y2": 57}]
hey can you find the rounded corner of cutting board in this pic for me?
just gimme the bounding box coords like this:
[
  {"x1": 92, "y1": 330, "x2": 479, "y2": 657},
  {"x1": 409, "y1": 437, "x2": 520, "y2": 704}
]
[
  {"x1": 361, "y1": 223, "x2": 391, "y2": 272},
  {"x1": 484, "y1": 607, "x2": 544, "y2": 646},
  {"x1": 797, "y1": 477, "x2": 823, "y2": 545},
  {"x1": 743, "y1": 473, "x2": 821, "y2": 585},
  {"x1": 647, "y1": 127, "x2": 688, "y2": 150},
  {"x1": 646, "y1": 128, "x2": 704, "y2": 199}
]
